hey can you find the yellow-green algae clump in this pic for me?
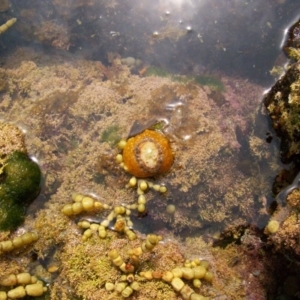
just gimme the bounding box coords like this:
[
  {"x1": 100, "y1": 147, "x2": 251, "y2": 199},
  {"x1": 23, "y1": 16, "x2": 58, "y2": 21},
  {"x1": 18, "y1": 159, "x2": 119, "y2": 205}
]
[
  {"x1": 0, "y1": 151, "x2": 41, "y2": 230},
  {"x1": 0, "y1": 123, "x2": 41, "y2": 231},
  {"x1": 60, "y1": 193, "x2": 212, "y2": 299},
  {"x1": 266, "y1": 188, "x2": 300, "y2": 256},
  {"x1": 56, "y1": 226, "x2": 188, "y2": 299}
]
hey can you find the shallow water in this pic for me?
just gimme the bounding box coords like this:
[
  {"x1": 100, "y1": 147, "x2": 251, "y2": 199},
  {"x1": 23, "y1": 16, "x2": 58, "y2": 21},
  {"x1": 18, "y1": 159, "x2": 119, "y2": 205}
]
[
  {"x1": 0, "y1": 1, "x2": 299, "y2": 299},
  {"x1": 3, "y1": 0, "x2": 296, "y2": 233}
]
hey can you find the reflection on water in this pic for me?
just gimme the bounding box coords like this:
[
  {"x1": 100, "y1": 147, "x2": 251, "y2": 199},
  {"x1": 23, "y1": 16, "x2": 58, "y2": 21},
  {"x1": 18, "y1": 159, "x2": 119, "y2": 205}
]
[
  {"x1": 0, "y1": 0, "x2": 297, "y2": 81},
  {"x1": 0, "y1": 0, "x2": 299, "y2": 299}
]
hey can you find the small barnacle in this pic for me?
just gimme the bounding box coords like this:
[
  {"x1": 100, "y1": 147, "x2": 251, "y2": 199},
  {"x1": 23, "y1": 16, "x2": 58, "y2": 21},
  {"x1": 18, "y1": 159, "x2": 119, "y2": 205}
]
[{"x1": 121, "y1": 129, "x2": 174, "y2": 178}]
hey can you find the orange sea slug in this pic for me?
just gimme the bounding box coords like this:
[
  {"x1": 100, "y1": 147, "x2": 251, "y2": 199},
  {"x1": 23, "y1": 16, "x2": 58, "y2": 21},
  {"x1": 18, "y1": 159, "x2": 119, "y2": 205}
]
[{"x1": 122, "y1": 129, "x2": 174, "y2": 178}]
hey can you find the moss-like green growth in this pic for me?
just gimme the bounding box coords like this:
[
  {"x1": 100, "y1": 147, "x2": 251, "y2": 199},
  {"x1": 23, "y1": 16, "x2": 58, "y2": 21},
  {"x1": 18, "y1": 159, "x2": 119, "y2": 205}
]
[
  {"x1": 145, "y1": 66, "x2": 224, "y2": 91},
  {"x1": 101, "y1": 125, "x2": 120, "y2": 145},
  {"x1": 145, "y1": 66, "x2": 187, "y2": 84},
  {"x1": 4, "y1": 151, "x2": 41, "y2": 204},
  {"x1": 0, "y1": 196, "x2": 25, "y2": 230},
  {"x1": 193, "y1": 75, "x2": 224, "y2": 92},
  {"x1": 144, "y1": 66, "x2": 171, "y2": 78},
  {"x1": 0, "y1": 151, "x2": 41, "y2": 230}
]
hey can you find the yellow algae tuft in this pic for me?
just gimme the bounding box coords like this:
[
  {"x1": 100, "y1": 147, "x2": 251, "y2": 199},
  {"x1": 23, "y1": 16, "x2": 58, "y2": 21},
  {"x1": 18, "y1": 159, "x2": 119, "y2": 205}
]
[{"x1": 0, "y1": 122, "x2": 27, "y2": 160}]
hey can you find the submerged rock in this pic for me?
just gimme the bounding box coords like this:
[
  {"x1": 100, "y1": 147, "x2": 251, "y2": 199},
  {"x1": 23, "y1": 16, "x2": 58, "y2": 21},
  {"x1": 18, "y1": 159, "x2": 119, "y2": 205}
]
[
  {"x1": 264, "y1": 61, "x2": 300, "y2": 164},
  {"x1": 264, "y1": 18, "x2": 300, "y2": 259},
  {"x1": 264, "y1": 18, "x2": 300, "y2": 164}
]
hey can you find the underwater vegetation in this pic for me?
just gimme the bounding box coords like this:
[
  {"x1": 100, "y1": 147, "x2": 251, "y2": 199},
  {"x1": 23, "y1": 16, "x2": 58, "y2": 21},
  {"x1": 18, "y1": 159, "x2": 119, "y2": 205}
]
[
  {"x1": 144, "y1": 66, "x2": 224, "y2": 92},
  {"x1": 0, "y1": 0, "x2": 297, "y2": 298},
  {"x1": 0, "y1": 122, "x2": 41, "y2": 231},
  {"x1": 4, "y1": 151, "x2": 41, "y2": 204},
  {"x1": 0, "y1": 269, "x2": 47, "y2": 298},
  {"x1": 0, "y1": 151, "x2": 41, "y2": 230},
  {"x1": 264, "y1": 18, "x2": 300, "y2": 164},
  {"x1": 60, "y1": 193, "x2": 214, "y2": 300},
  {"x1": 0, "y1": 195, "x2": 25, "y2": 231},
  {"x1": 100, "y1": 125, "x2": 121, "y2": 146},
  {"x1": 263, "y1": 17, "x2": 300, "y2": 263},
  {"x1": 0, "y1": 45, "x2": 285, "y2": 299}
]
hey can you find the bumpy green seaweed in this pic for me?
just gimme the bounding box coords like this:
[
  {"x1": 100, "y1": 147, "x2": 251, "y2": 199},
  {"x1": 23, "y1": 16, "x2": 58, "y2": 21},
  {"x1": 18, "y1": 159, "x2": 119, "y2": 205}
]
[
  {"x1": 0, "y1": 196, "x2": 25, "y2": 230},
  {"x1": 0, "y1": 151, "x2": 41, "y2": 230},
  {"x1": 4, "y1": 151, "x2": 41, "y2": 203}
]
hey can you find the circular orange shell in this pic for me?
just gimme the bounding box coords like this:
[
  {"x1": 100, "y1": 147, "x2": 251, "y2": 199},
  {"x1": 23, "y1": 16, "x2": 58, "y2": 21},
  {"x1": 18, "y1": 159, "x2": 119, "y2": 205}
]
[{"x1": 122, "y1": 129, "x2": 174, "y2": 178}]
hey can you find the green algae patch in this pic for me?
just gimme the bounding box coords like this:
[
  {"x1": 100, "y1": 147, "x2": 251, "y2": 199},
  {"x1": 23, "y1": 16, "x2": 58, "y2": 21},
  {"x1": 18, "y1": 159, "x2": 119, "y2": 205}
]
[
  {"x1": 4, "y1": 151, "x2": 41, "y2": 204},
  {"x1": 193, "y1": 75, "x2": 224, "y2": 92},
  {"x1": 100, "y1": 125, "x2": 120, "y2": 145},
  {"x1": 60, "y1": 234, "x2": 120, "y2": 299},
  {"x1": 0, "y1": 196, "x2": 25, "y2": 230},
  {"x1": 144, "y1": 66, "x2": 188, "y2": 83},
  {"x1": 144, "y1": 66, "x2": 171, "y2": 78},
  {"x1": 145, "y1": 66, "x2": 224, "y2": 91},
  {"x1": 0, "y1": 151, "x2": 41, "y2": 230}
]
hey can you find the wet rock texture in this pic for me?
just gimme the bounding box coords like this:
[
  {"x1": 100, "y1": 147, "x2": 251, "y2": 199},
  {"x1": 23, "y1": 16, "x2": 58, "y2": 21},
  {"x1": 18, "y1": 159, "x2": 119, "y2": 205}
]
[
  {"x1": 264, "y1": 18, "x2": 300, "y2": 164},
  {"x1": 264, "y1": 19, "x2": 300, "y2": 286}
]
